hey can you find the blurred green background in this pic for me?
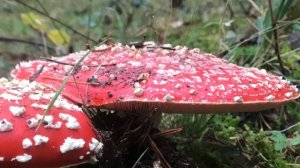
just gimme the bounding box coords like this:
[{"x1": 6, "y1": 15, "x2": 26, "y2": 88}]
[{"x1": 1, "y1": 0, "x2": 300, "y2": 167}]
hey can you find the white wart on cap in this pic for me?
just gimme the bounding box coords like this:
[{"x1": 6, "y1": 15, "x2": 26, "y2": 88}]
[
  {"x1": 11, "y1": 43, "x2": 300, "y2": 114},
  {"x1": 0, "y1": 79, "x2": 103, "y2": 168}
]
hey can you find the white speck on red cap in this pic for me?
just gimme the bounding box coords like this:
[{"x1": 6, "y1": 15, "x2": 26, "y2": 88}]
[
  {"x1": 9, "y1": 106, "x2": 25, "y2": 117},
  {"x1": 60, "y1": 137, "x2": 85, "y2": 154},
  {"x1": 89, "y1": 138, "x2": 103, "y2": 154},
  {"x1": 0, "y1": 119, "x2": 13, "y2": 132},
  {"x1": 11, "y1": 153, "x2": 32, "y2": 163},
  {"x1": 234, "y1": 96, "x2": 243, "y2": 103},
  {"x1": 26, "y1": 118, "x2": 39, "y2": 128},
  {"x1": 22, "y1": 138, "x2": 33, "y2": 149},
  {"x1": 134, "y1": 87, "x2": 144, "y2": 97},
  {"x1": 33, "y1": 135, "x2": 49, "y2": 146},
  {"x1": 285, "y1": 92, "x2": 293, "y2": 98},
  {"x1": 266, "y1": 95, "x2": 275, "y2": 102},
  {"x1": 163, "y1": 94, "x2": 174, "y2": 102},
  {"x1": 59, "y1": 113, "x2": 80, "y2": 129}
]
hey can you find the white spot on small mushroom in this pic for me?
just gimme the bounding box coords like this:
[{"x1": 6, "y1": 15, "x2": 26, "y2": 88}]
[
  {"x1": 36, "y1": 114, "x2": 61, "y2": 129},
  {"x1": 0, "y1": 157, "x2": 4, "y2": 161},
  {"x1": 54, "y1": 97, "x2": 82, "y2": 111},
  {"x1": 260, "y1": 69, "x2": 268, "y2": 74},
  {"x1": 79, "y1": 155, "x2": 84, "y2": 160},
  {"x1": 134, "y1": 87, "x2": 144, "y2": 97},
  {"x1": 59, "y1": 113, "x2": 80, "y2": 129},
  {"x1": 19, "y1": 61, "x2": 33, "y2": 68},
  {"x1": 275, "y1": 84, "x2": 283, "y2": 89},
  {"x1": 162, "y1": 43, "x2": 172, "y2": 48},
  {"x1": 7, "y1": 89, "x2": 23, "y2": 96},
  {"x1": 128, "y1": 61, "x2": 142, "y2": 66},
  {"x1": 142, "y1": 41, "x2": 156, "y2": 47},
  {"x1": 45, "y1": 122, "x2": 62, "y2": 129},
  {"x1": 159, "y1": 80, "x2": 167, "y2": 85},
  {"x1": 292, "y1": 85, "x2": 299, "y2": 92},
  {"x1": 192, "y1": 76, "x2": 202, "y2": 82},
  {"x1": 9, "y1": 106, "x2": 25, "y2": 117},
  {"x1": 245, "y1": 72, "x2": 257, "y2": 78},
  {"x1": 60, "y1": 137, "x2": 85, "y2": 154},
  {"x1": 153, "y1": 79, "x2": 167, "y2": 85},
  {"x1": 174, "y1": 83, "x2": 182, "y2": 89},
  {"x1": 11, "y1": 153, "x2": 32, "y2": 163},
  {"x1": 250, "y1": 84, "x2": 258, "y2": 89},
  {"x1": 0, "y1": 93, "x2": 22, "y2": 101},
  {"x1": 217, "y1": 77, "x2": 229, "y2": 81},
  {"x1": 218, "y1": 84, "x2": 225, "y2": 91},
  {"x1": 26, "y1": 118, "x2": 39, "y2": 128},
  {"x1": 233, "y1": 77, "x2": 241, "y2": 83},
  {"x1": 265, "y1": 95, "x2": 275, "y2": 102},
  {"x1": 41, "y1": 92, "x2": 55, "y2": 100},
  {"x1": 31, "y1": 103, "x2": 48, "y2": 110},
  {"x1": 233, "y1": 96, "x2": 243, "y2": 103},
  {"x1": 29, "y1": 92, "x2": 43, "y2": 100},
  {"x1": 33, "y1": 135, "x2": 49, "y2": 146},
  {"x1": 176, "y1": 46, "x2": 188, "y2": 55},
  {"x1": 163, "y1": 94, "x2": 174, "y2": 102},
  {"x1": 239, "y1": 85, "x2": 249, "y2": 90},
  {"x1": 0, "y1": 77, "x2": 8, "y2": 83},
  {"x1": 36, "y1": 114, "x2": 54, "y2": 127},
  {"x1": 189, "y1": 89, "x2": 198, "y2": 95},
  {"x1": 135, "y1": 53, "x2": 142, "y2": 59},
  {"x1": 81, "y1": 65, "x2": 90, "y2": 71},
  {"x1": 158, "y1": 64, "x2": 166, "y2": 69},
  {"x1": 191, "y1": 48, "x2": 200, "y2": 53},
  {"x1": 285, "y1": 92, "x2": 293, "y2": 98},
  {"x1": 0, "y1": 119, "x2": 13, "y2": 132},
  {"x1": 89, "y1": 138, "x2": 103, "y2": 154},
  {"x1": 96, "y1": 44, "x2": 109, "y2": 50},
  {"x1": 22, "y1": 138, "x2": 33, "y2": 149},
  {"x1": 174, "y1": 45, "x2": 182, "y2": 50},
  {"x1": 210, "y1": 86, "x2": 216, "y2": 92}
]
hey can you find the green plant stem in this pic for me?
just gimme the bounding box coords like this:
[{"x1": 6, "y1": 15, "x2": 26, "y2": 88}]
[{"x1": 267, "y1": 0, "x2": 286, "y2": 76}]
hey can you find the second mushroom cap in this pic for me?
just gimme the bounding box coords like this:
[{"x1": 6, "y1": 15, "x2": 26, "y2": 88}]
[{"x1": 0, "y1": 79, "x2": 103, "y2": 168}]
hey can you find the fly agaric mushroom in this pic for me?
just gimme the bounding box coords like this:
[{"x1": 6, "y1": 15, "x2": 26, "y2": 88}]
[
  {"x1": 11, "y1": 42, "x2": 300, "y2": 114},
  {"x1": 0, "y1": 78, "x2": 103, "y2": 168}
]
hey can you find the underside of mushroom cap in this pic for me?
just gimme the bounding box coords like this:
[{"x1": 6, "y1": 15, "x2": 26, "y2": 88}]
[
  {"x1": 11, "y1": 43, "x2": 300, "y2": 114},
  {"x1": 0, "y1": 79, "x2": 103, "y2": 168}
]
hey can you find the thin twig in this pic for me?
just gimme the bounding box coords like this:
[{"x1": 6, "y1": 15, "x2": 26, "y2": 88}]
[
  {"x1": 267, "y1": 0, "x2": 286, "y2": 76},
  {"x1": 36, "y1": 0, "x2": 69, "y2": 46},
  {"x1": 147, "y1": 135, "x2": 171, "y2": 168},
  {"x1": 281, "y1": 122, "x2": 300, "y2": 133},
  {"x1": 15, "y1": 0, "x2": 98, "y2": 43},
  {"x1": 0, "y1": 37, "x2": 55, "y2": 52},
  {"x1": 41, "y1": 32, "x2": 49, "y2": 56},
  {"x1": 131, "y1": 147, "x2": 149, "y2": 168},
  {"x1": 40, "y1": 57, "x2": 116, "y2": 67},
  {"x1": 87, "y1": 0, "x2": 93, "y2": 44}
]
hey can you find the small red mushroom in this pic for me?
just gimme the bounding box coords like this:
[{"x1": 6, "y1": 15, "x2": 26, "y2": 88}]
[
  {"x1": 0, "y1": 78, "x2": 103, "y2": 168},
  {"x1": 11, "y1": 42, "x2": 300, "y2": 114}
]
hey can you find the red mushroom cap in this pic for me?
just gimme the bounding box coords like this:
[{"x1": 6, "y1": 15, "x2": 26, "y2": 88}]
[
  {"x1": 11, "y1": 43, "x2": 300, "y2": 113},
  {"x1": 0, "y1": 78, "x2": 103, "y2": 168}
]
